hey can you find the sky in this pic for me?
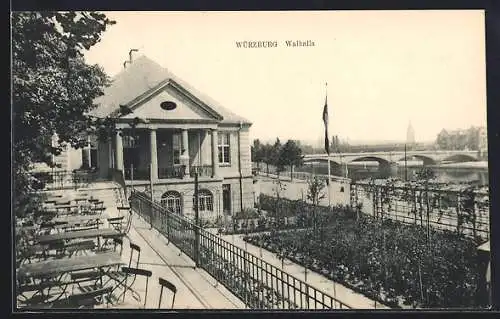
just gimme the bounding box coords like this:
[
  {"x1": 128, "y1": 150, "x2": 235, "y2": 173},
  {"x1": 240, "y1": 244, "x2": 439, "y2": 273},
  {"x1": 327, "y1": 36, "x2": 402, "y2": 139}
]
[{"x1": 84, "y1": 10, "x2": 487, "y2": 146}]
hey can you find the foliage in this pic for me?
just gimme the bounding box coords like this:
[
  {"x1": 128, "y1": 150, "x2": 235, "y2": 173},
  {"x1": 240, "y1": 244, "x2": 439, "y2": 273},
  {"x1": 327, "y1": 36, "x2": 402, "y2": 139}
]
[
  {"x1": 278, "y1": 140, "x2": 304, "y2": 181},
  {"x1": 12, "y1": 11, "x2": 115, "y2": 217},
  {"x1": 260, "y1": 144, "x2": 274, "y2": 175},
  {"x1": 234, "y1": 208, "x2": 261, "y2": 219},
  {"x1": 271, "y1": 138, "x2": 284, "y2": 174},
  {"x1": 415, "y1": 167, "x2": 436, "y2": 181},
  {"x1": 306, "y1": 176, "x2": 326, "y2": 206},
  {"x1": 251, "y1": 139, "x2": 264, "y2": 167},
  {"x1": 435, "y1": 127, "x2": 483, "y2": 151},
  {"x1": 244, "y1": 216, "x2": 484, "y2": 308}
]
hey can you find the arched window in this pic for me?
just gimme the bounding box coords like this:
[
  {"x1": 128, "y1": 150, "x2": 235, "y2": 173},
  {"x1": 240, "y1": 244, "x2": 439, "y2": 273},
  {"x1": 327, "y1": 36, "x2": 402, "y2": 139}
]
[
  {"x1": 192, "y1": 189, "x2": 214, "y2": 212},
  {"x1": 161, "y1": 191, "x2": 182, "y2": 215}
]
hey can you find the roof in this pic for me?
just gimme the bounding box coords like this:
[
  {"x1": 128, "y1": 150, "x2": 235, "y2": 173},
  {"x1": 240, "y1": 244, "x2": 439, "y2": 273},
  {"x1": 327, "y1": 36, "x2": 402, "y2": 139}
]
[{"x1": 91, "y1": 55, "x2": 251, "y2": 125}]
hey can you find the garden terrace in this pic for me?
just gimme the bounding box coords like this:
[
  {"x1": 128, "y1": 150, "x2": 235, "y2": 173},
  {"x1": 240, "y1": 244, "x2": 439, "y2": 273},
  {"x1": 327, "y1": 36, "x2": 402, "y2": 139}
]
[{"x1": 243, "y1": 215, "x2": 487, "y2": 309}]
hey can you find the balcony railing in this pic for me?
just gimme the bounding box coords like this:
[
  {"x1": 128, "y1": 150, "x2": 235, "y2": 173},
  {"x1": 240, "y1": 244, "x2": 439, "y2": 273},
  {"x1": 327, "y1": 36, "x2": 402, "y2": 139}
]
[
  {"x1": 159, "y1": 166, "x2": 186, "y2": 179},
  {"x1": 190, "y1": 165, "x2": 213, "y2": 178},
  {"x1": 124, "y1": 165, "x2": 214, "y2": 180},
  {"x1": 31, "y1": 169, "x2": 99, "y2": 190},
  {"x1": 124, "y1": 168, "x2": 150, "y2": 180}
]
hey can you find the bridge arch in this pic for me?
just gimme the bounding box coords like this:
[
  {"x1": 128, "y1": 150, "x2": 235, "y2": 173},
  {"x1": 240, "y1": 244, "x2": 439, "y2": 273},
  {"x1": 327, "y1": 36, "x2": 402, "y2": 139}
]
[
  {"x1": 301, "y1": 158, "x2": 343, "y2": 176},
  {"x1": 349, "y1": 156, "x2": 390, "y2": 166},
  {"x1": 442, "y1": 154, "x2": 478, "y2": 163},
  {"x1": 302, "y1": 158, "x2": 342, "y2": 166},
  {"x1": 397, "y1": 155, "x2": 437, "y2": 165}
]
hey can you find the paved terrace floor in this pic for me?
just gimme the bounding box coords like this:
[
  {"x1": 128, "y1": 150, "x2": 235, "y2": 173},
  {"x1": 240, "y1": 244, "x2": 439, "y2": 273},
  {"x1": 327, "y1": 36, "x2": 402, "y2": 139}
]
[{"x1": 99, "y1": 212, "x2": 246, "y2": 309}]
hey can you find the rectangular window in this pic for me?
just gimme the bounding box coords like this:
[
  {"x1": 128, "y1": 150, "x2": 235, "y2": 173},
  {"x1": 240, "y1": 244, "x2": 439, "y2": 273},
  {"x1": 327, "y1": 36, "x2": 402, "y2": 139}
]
[
  {"x1": 173, "y1": 133, "x2": 182, "y2": 165},
  {"x1": 218, "y1": 133, "x2": 230, "y2": 164},
  {"x1": 123, "y1": 135, "x2": 140, "y2": 148}
]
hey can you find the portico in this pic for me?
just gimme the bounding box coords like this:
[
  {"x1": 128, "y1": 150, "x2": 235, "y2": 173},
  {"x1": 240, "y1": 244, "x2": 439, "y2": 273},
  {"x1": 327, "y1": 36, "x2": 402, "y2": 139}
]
[{"x1": 111, "y1": 124, "x2": 220, "y2": 181}]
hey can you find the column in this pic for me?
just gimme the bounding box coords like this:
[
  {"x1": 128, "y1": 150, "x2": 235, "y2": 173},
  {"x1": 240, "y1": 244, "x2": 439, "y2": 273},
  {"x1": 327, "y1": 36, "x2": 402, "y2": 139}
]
[
  {"x1": 115, "y1": 132, "x2": 124, "y2": 171},
  {"x1": 150, "y1": 129, "x2": 158, "y2": 180},
  {"x1": 87, "y1": 136, "x2": 92, "y2": 168},
  {"x1": 181, "y1": 129, "x2": 190, "y2": 176},
  {"x1": 211, "y1": 129, "x2": 218, "y2": 178}
]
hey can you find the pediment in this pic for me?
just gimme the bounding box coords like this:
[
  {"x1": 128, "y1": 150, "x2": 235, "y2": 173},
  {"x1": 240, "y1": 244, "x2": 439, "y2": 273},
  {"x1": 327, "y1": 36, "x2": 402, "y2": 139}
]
[{"x1": 119, "y1": 82, "x2": 221, "y2": 122}]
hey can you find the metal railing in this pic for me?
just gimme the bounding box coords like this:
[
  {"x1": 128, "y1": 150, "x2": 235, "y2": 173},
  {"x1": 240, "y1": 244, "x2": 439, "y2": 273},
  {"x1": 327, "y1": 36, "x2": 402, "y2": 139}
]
[
  {"x1": 32, "y1": 169, "x2": 99, "y2": 190},
  {"x1": 158, "y1": 166, "x2": 185, "y2": 179},
  {"x1": 129, "y1": 191, "x2": 350, "y2": 310},
  {"x1": 124, "y1": 167, "x2": 150, "y2": 180},
  {"x1": 190, "y1": 165, "x2": 213, "y2": 178}
]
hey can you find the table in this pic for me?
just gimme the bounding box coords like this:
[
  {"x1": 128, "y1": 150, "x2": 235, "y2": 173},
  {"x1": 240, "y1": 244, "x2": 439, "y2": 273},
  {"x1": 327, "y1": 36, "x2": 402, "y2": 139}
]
[
  {"x1": 36, "y1": 228, "x2": 120, "y2": 245},
  {"x1": 17, "y1": 251, "x2": 124, "y2": 279},
  {"x1": 53, "y1": 213, "x2": 110, "y2": 224},
  {"x1": 17, "y1": 252, "x2": 125, "y2": 306}
]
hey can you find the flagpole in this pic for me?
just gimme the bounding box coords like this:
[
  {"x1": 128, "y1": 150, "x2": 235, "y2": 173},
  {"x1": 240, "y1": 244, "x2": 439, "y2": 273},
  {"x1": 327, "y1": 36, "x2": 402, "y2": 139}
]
[{"x1": 325, "y1": 82, "x2": 331, "y2": 208}]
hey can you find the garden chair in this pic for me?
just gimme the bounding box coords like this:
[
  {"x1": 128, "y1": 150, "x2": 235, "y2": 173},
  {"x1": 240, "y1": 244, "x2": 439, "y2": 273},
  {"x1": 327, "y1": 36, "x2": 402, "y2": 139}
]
[
  {"x1": 101, "y1": 211, "x2": 132, "y2": 248},
  {"x1": 102, "y1": 242, "x2": 141, "y2": 293},
  {"x1": 158, "y1": 277, "x2": 177, "y2": 309},
  {"x1": 112, "y1": 267, "x2": 152, "y2": 308},
  {"x1": 17, "y1": 277, "x2": 69, "y2": 308},
  {"x1": 50, "y1": 286, "x2": 114, "y2": 309}
]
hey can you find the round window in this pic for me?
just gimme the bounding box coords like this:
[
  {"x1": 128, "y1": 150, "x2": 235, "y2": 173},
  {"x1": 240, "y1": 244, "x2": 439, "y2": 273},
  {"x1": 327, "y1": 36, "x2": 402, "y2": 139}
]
[{"x1": 160, "y1": 101, "x2": 177, "y2": 111}]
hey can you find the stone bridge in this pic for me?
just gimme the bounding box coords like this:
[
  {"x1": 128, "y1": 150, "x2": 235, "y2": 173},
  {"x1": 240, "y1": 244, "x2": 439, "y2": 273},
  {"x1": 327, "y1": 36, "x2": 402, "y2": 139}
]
[{"x1": 303, "y1": 150, "x2": 481, "y2": 174}]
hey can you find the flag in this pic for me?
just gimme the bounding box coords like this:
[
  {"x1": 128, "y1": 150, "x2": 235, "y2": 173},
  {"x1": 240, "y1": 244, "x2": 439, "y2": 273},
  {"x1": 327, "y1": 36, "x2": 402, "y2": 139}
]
[{"x1": 322, "y1": 94, "x2": 329, "y2": 155}]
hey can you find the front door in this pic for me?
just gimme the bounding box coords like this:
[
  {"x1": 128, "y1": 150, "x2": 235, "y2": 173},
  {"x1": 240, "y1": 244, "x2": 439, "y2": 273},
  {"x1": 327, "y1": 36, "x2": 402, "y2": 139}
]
[
  {"x1": 222, "y1": 184, "x2": 231, "y2": 215},
  {"x1": 123, "y1": 148, "x2": 140, "y2": 179}
]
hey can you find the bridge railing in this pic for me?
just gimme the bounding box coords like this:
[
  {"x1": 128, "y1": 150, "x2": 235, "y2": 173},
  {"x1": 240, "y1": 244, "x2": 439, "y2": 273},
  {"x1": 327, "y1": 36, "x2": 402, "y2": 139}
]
[{"x1": 129, "y1": 190, "x2": 351, "y2": 310}]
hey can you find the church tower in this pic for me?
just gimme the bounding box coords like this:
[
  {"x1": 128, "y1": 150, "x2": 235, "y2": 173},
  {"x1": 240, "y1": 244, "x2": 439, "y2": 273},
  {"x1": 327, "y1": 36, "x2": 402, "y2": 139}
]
[{"x1": 406, "y1": 121, "x2": 415, "y2": 148}]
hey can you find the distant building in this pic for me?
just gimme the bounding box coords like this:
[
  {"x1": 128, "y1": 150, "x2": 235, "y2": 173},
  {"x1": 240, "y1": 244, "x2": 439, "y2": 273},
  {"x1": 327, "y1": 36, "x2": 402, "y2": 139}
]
[{"x1": 478, "y1": 126, "x2": 488, "y2": 160}]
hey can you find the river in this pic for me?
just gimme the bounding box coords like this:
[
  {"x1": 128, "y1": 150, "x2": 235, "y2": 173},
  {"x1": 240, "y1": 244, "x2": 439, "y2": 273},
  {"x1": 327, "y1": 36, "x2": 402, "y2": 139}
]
[{"x1": 292, "y1": 161, "x2": 489, "y2": 185}]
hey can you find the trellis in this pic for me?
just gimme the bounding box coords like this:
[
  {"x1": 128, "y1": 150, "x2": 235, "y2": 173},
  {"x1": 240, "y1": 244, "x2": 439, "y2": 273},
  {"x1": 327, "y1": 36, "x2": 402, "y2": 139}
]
[{"x1": 351, "y1": 180, "x2": 490, "y2": 241}]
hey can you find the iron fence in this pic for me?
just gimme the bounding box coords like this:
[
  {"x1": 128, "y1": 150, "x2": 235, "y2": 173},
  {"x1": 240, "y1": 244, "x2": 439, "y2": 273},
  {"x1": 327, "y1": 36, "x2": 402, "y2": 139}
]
[
  {"x1": 129, "y1": 190, "x2": 350, "y2": 310},
  {"x1": 32, "y1": 169, "x2": 99, "y2": 190},
  {"x1": 350, "y1": 182, "x2": 490, "y2": 241}
]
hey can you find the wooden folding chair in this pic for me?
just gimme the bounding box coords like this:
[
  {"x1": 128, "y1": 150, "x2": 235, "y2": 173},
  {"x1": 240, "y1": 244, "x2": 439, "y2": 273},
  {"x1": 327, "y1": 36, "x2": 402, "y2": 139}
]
[
  {"x1": 50, "y1": 286, "x2": 113, "y2": 309},
  {"x1": 158, "y1": 277, "x2": 177, "y2": 309},
  {"x1": 113, "y1": 267, "x2": 152, "y2": 308}
]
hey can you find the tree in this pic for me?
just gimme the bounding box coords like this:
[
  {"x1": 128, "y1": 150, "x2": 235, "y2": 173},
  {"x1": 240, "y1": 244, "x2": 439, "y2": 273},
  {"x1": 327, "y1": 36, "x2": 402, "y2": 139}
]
[
  {"x1": 306, "y1": 176, "x2": 326, "y2": 235},
  {"x1": 271, "y1": 138, "x2": 284, "y2": 176},
  {"x1": 261, "y1": 144, "x2": 273, "y2": 176},
  {"x1": 279, "y1": 140, "x2": 304, "y2": 181},
  {"x1": 251, "y1": 139, "x2": 264, "y2": 170},
  {"x1": 465, "y1": 127, "x2": 480, "y2": 151},
  {"x1": 272, "y1": 177, "x2": 287, "y2": 229},
  {"x1": 12, "y1": 12, "x2": 115, "y2": 217},
  {"x1": 415, "y1": 167, "x2": 436, "y2": 181},
  {"x1": 436, "y1": 129, "x2": 450, "y2": 150}
]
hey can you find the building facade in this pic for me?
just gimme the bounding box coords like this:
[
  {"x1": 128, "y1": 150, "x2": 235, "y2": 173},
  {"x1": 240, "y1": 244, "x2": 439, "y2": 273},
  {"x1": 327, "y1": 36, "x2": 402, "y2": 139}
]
[{"x1": 89, "y1": 56, "x2": 254, "y2": 221}]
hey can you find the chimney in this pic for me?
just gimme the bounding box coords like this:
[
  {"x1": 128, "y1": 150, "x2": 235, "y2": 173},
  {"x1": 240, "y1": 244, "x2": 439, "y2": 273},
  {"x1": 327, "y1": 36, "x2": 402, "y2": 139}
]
[{"x1": 129, "y1": 49, "x2": 139, "y2": 63}]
